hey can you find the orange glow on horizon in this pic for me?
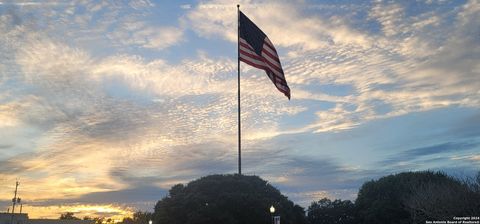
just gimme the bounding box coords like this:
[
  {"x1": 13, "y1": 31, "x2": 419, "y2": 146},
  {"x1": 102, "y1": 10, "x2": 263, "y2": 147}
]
[{"x1": 11, "y1": 204, "x2": 134, "y2": 222}]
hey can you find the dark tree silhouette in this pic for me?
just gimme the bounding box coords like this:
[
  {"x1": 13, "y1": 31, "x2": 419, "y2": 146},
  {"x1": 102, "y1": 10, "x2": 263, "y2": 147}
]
[
  {"x1": 153, "y1": 174, "x2": 307, "y2": 224},
  {"x1": 59, "y1": 212, "x2": 81, "y2": 220},
  {"x1": 307, "y1": 198, "x2": 356, "y2": 224},
  {"x1": 355, "y1": 171, "x2": 479, "y2": 224},
  {"x1": 120, "y1": 211, "x2": 153, "y2": 224},
  {"x1": 93, "y1": 217, "x2": 105, "y2": 224},
  {"x1": 404, "y1": 171, "x2": 480, "y2": 223}
]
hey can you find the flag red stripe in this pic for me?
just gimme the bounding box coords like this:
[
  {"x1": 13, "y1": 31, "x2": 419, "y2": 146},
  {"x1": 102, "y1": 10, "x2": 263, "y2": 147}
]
[
  {"x1": 261, "y1": 48, "x2": 281, "y2": 64},
  {"x1": 261, "y1": 54, "x2": 284, "y2": 75},
  {"x1": 241, "y1": 54, "x2": 286, "y2": 83},
  {"x1": 240, "y1": 46, "x2": 263, "y2": 61},
  {"x1": 264, "y1": 38, "x2": 278, "y2": 53},
  {"x1": 241, "y1": 51, "x2": 283, "y2": 77},
  {"x1": 240, "y1": 37, "x2": 283, "y2": 73},
  {"x1": 239, "y1": 41, "x2": 256, "y2": 52},
  {"x1": 239, "y1": 51, "x2": 289, "y2": 86},
  {"x1": 239, "y1": 48, "x2": 264, "y2": 62},
  {"x1": 240, "y1": 57, "x2": 268, "y2": 71},
  {"x1": 240, "y1": 48, "x2": 284, "y2": 78}
]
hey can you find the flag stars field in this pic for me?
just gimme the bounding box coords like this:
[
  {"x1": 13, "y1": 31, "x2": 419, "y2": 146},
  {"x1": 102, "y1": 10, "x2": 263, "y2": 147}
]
[{"x1": 0, "y1": 0, "x2": 479, "y2": 219}]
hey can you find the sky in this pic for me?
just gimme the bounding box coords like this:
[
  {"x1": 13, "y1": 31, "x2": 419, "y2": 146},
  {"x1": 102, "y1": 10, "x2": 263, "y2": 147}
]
[{"x1": 0, "y1": 0, "x2": 479, "y2": 220}]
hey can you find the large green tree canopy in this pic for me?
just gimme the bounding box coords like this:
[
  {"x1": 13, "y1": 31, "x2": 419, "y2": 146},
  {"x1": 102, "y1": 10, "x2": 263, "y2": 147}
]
[
  {"x1": 153, "y1": 174, "x2": 307, "y2": 224},
  {"x1": 355, "y1": 171, "x2": 480, "y2": 224}
]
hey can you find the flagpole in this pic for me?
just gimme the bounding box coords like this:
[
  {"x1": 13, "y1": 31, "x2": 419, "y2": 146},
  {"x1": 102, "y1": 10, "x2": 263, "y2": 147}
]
[{"x1": 237, "y1": 4, "x2": 242, "y2": 175}]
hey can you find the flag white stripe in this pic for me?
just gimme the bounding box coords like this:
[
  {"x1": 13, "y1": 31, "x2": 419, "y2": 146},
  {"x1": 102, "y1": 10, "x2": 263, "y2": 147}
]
[
  {"x1": 262, "y1": 43, "x2": 279, "y2": 61},
  {"x1": 263, "y1": 59, "x2": 285, "y2": 79},
  {"x1": 239, "y1": 38, "x2": 253, "y2": 47},
  {"x1": 264, "y1": 37, "x2": 276, "y2": 52},
  {"x1": 240, "y1": 40, "x2": 284, "y2": 77},
  {"x1": 265, "y1": 71, "x2": 289, "y2": 92},
  {"x1": 241, "y1": 38, "x2": 282, "y2": 70},
  {"x1": 240, "y1": 48, "x2": 285, "y2": 80},
  {"x1": 239, "y1": 45, "x2": 260, "y2": 59},
  {"x1": 240, "y1": 54, "x2": 267, "y2": 68},
  {"x1": 275, "y1": 82, "x2": 289, "y2": 92},
  {"x1": 261, "y1": 49, "x2": 282, "y2": 70},
  {"x1": 241, "y1": 52, "x2": 287, "y2": 85},
  {"x1": 242, "y1": 50, "x2": 287, "y2": 83}
]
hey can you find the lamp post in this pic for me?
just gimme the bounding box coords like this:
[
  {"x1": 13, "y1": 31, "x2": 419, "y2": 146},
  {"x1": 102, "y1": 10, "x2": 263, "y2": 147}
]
[
  {"x1": 269, "y1": 205, "x2": 275, "y2": 224},
  {"x1": 148, "y1": 220, "x2": 152, "y2": 224}
]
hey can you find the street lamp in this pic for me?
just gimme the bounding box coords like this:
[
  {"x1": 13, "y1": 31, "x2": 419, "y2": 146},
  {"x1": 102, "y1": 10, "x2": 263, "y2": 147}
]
[
  {"x1": 269, "y1": 205, "x2": 275, "y2": 224},
  {"x1": 149, "y1": 220, "x2": 152, "y2": 224}
]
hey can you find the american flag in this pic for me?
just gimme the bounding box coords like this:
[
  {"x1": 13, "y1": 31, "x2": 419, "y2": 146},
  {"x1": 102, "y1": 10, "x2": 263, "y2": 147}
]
[{"x1": 239, "y1": 11, "x2": 291, "y2": 99}]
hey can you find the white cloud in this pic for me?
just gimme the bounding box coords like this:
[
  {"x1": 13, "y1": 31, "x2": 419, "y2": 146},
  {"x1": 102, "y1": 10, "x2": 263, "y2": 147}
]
[
  {"x1": 369, "y1": 2, "x2": 405, "y2": 37},
  {"x1": 186, "y1": 0, "x2": 372, "y2": 50},
  {"x1": 142, "y1": 26, "x2": 184, "y2": 49},
  {"x1": 287, "y1": 1, "x2": 479, "y2": 133},
  {"x1": 109, "y1": 25, "x2": 185, "y2": 50},
  {"x1": 0, "y1": 0, "x2": 182, "y2": 51},
  {"x1": 0, "y1": 103, "x2": 21, "y2": 128},
  {"x1": 1, "y1": 19, "x2": 307, "y2": 208},
  {"x1": 129, "y1": 0, "x2": 155, "y2": 10}
]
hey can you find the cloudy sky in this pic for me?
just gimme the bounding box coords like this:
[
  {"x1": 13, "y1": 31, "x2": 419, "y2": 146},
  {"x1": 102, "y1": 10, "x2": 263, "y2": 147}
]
[{"x1": 1, "y1": 0, "x2": 479, "y2": 220}]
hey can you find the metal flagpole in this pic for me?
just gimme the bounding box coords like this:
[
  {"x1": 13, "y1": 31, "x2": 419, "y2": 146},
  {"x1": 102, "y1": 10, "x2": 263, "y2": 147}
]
[{"x1": 237, "y1": 4, "x2": 242, "y2": 175}]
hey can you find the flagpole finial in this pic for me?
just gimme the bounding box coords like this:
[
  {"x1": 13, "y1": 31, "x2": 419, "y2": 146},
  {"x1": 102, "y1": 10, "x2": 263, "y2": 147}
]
[{"x1": 237, "y1": 4, "x2": 240, "y2": 8}]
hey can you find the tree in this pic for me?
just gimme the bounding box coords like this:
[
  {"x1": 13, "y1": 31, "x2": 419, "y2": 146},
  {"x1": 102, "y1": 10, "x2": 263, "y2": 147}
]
[
  {"x1": 105, "y1": 218, "x2": 114, "y2": 224},
  {"x1": 93, "y1": 217, "x2": 105, "y2": 224},
  {"x1": 355, "y1": 171, "x2": 477, "y2": 224},
  {"x1": 463, "y1": 171, "x2": 480, "y2": 194},
  {"x1": 59, "y1": 212, "x2": 81, "y2": 220},
  {"x1": 404, "y1": 171, "x2": 480, "y2": 223},
  {"x1": 307, "y1": 198, "x2": 356, "y2": 224},
  {"x1": 120, "y1": 211, "x2": 153, "y2": 224},
  {"x1": 153, "y1": 174, "x2": 307, "y2": 224}
]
